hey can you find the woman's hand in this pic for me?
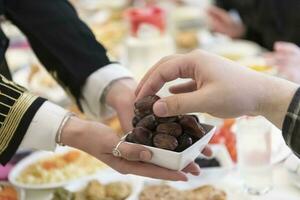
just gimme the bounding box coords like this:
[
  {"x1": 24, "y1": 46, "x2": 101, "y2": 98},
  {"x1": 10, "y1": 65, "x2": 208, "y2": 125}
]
[
  {"x1": 60, "y1": 117, "x2": 205, "y2": 181},
  {"x1": 136, "y1": 50, "x2": 298, "y2": 128}
]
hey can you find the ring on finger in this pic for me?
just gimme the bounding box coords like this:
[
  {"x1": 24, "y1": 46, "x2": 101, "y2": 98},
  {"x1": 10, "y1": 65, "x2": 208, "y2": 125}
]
[{"x1": 112, "y1": 140, "x2": 124, "y2": 157}]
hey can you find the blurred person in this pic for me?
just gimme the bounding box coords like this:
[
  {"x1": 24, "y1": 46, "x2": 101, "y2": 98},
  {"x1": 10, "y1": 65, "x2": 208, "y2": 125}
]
[
  {"x1": 0, "y1": 0, "x2": 205, "y2": 181},
  {"x1": 207, "y1": 1, "x2": 300, "y2": 84},
  {"x1": 265, "y1": 41, "x2": 300, "y2": 84},
  {"x1": 136, "y1": 50, "x2": 300, "y2": 157},
  {"x1": 207, "y1": 0, "x2": 300, "y2": 50}
]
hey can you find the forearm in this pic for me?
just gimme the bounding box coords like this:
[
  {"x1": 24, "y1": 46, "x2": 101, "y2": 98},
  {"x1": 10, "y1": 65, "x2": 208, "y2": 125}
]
[{"x1": 255, "y1": 75, "x2": 298, "y2": 129}]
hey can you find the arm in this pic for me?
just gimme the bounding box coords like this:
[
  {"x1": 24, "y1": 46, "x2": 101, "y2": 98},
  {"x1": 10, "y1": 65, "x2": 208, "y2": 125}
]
[
  {"x1": 135, "y1": 50, "x2": 300, "y2": 156},
  {"x1": 0, "y1": 75, "x2": 197, "y2": 181},
  {"x1": 4, "y1": 0, "x2": 135, "y2": 131}
]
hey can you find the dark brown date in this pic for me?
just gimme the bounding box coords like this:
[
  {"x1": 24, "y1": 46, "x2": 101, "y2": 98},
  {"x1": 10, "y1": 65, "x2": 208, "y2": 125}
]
[
  {"x1": 136, "y1": 114, "x2": 157, "y2": 130},
  {"x1": 176, "y1": 134, "x2": 193, "y2": 152},
  {"x1": 179, "y1": 115, "x2": 206, "y2": 139},
  {"x1": 156, "y1": 122, "x2": 182, "y2": 137},
  {"x1": 131, "y1": 127, "x2": 153, "y2": 145},
  {"x1": 125, "y1": 133, "x2": 136, "y2": 143},
  {"x1": 153, "y1": 134, "x2": 178, "y2": 151},
  {"x1": 156, "y1": 116, "x2": 179, "y2": 123},
  {"x1": 132, "y1": 116, "x2": 141, "y2": 127},
  {"x1": 134, "y1": 95, "x2": 160, "y2": 118}
]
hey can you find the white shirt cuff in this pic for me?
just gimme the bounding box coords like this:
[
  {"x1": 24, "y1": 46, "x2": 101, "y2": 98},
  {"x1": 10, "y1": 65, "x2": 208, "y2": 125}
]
[
  {"x1": 80, "y1": 63, "x2": 133, "y2": 119},
  {"x1": 19, "y1": 101, "x2": 68, "y2": 151}
]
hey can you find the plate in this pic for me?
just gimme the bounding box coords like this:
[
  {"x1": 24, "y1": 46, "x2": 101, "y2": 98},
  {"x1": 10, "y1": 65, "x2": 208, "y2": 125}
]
[{"x1": 9, "y1": 149, "x2": 106, "y2": 189}]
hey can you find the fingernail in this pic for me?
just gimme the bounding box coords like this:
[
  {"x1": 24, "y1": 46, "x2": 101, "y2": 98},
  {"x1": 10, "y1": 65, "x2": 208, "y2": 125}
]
[
  {"x1": 153, "y1": 101, "x2": 168, "y2": 116},
  {"x1": 140, "y1": 151, "x2": 152, "y2": 161}
]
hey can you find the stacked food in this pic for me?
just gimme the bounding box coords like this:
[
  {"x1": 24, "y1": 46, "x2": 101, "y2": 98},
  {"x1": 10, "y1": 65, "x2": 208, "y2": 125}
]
[{"x1": 126, "y1": 95, "x2": 207, "y2": 152}]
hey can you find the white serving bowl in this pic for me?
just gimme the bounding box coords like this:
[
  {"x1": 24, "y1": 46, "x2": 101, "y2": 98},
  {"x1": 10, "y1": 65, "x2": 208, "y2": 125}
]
[{"x1": 128, "y1": 124, "x2": 216, "y2": 171}]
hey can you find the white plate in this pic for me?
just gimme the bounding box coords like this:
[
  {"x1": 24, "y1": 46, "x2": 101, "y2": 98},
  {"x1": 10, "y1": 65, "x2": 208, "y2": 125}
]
[{"x1": 9, "y1": 150, "x2": 104, "y2": 189}]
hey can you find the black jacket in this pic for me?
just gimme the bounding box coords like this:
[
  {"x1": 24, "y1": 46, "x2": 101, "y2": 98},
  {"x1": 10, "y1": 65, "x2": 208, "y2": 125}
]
[
  {"x1": 216, "y1": 0, "x2": 300, "y2": 50},
  {"x1": 0, "y1": 0, "x2": 112, "y2": 164}
]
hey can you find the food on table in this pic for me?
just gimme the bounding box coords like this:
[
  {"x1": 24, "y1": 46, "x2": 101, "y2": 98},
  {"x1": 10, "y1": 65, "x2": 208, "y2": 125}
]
[
  {"x1": 210, "y1": 119, "x2": 237, "y2": 162},
  {"x1": 105, "y1": 182, "x2": 132, "y2": 200},
  {"x1": 52, "y1": 180, "x2": 131, "y2": 200},
  {"x1": 85, "y1": 181, "x2": 107, "y2": 200},
  {"x1": 176, "y1": 31, "x2": 198, "y2": 49},
  {"x1": 126, "y1": 95, "x2": 207, "y2": 152},
  {"x1": 17, "y1": 150, "x2": 106, "y2": 185},
  {"x1": 139, "y1": 185, "x2": 184, "y2": 200},
  {"x1": 0, "y1": 183, "x2": 18, "y2": 200},
  {"x1": 52, "y1": 188, "x2": 73, "y2": 200},
  {"x1": 184, "y1": 185, "x2": 227, "y2": 200},
  {"x1": 139, "y1": 184, "x2": 226, "y2": 200}
]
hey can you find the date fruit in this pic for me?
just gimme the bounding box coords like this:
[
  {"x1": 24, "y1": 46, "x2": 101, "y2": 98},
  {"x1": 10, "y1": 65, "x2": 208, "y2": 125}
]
[
  {"x1": 176, "y1": 134, "x2": 193, "y2": 152},
  {"x1": 157, "y1": 116, "x2": 179, "y2": 123},
  {"x1": 153, "y1": 134, "x2": 178, "y2": 151},
  {"x1": 131, "y1": 127, "x2": 153, "y2": 145},
  {"x1": 156, "y1": 122, "x2": 182, "y2": 137},
  {"x1": 136, "y1": 114, "x2": 157, "y2": 130},
  {"x1": 134, "y1": 95, "x2": 160, "y2": 118},
  {"x1": 179, "y1": 115, "x2": 206, "y2": 139},
  {"x1": 132, "y1": 116, "x2": 141, "y2": 127}
]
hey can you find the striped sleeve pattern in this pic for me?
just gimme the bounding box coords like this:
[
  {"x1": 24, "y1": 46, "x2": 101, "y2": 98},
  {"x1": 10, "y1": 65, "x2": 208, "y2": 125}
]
[
  {"x1": 0, "y1": 75, "x2": 46, "y2": 165},
  {"x1": 282, "y1": 87, "x2": 300, "y2": 158}
]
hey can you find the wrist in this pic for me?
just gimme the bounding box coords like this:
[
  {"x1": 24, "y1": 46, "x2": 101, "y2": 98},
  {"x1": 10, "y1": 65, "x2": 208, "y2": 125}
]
[
  {"x1": 105, "y1": 78, "x2": 136, "y2": 108},
  {"x1": 256, "y1": 75, "x2": 298, "y2": 128},
  {"x1": 60, "y1": 117, "x2": 89, "y2": 149}
]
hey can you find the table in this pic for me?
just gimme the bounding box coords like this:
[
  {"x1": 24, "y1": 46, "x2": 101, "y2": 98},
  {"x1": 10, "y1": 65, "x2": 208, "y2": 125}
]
[{"x1": 24, "y1": 163, "x2": 300, "y2": 200}]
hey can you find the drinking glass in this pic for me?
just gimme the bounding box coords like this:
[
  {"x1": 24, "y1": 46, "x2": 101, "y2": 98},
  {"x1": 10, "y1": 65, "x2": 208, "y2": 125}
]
[{"x1": 235, "y1": 116, "x2": 273, "y2": 195}]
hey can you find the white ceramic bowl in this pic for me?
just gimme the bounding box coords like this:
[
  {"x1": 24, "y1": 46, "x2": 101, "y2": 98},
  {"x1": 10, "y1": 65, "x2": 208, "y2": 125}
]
[{"x1": 128, "y1": 124, "x2": 216, "y2": 171}]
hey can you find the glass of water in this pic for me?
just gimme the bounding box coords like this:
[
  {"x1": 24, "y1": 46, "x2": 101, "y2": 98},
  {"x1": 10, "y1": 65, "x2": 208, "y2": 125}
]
[{"x1": 235, "y1": 116, "x2": 273, "y2": 195}]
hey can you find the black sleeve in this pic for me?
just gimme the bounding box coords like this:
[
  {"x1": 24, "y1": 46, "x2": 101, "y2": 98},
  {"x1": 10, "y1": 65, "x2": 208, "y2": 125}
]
[
  {"x1": 3, "y1": 0, "x2": 112, "y2": 104},
  {"x1": 0, "y1": 75, "x2": 46, "y2": 165},
  {"x1": 215, "y1": 0, "x2": 233, "y2": 10},
  {"x1": 282, "y1": 88, "x2": 300, "y2": 158}
]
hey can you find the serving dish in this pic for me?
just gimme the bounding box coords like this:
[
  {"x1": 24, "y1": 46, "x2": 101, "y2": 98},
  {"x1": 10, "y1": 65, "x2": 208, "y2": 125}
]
[{"x1": 125, "y1": 124, "x2": 216, "y2": 171}]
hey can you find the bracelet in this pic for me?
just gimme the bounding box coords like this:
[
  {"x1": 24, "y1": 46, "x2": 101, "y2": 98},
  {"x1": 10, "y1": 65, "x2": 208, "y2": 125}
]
[{"x1": 55, "y1": 112, "x2": 75, "y2": 146}]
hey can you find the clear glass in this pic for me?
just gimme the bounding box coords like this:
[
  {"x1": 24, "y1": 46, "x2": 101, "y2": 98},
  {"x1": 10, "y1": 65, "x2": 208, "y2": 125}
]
[{"x1": 235, "y1": 116, "x2": 273, "y2": 195}]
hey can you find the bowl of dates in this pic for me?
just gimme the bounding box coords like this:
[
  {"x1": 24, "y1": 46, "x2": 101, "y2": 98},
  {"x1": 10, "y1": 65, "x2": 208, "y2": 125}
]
[{"x1": 125, "y1": 95, "x2": 216, "y2": 171}]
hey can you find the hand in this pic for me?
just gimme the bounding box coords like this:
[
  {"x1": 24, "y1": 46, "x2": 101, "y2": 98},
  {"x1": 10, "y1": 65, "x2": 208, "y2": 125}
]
[
  {"x1": 61, "y1": 117, "x2": 212, "y2": 181},
  {"x1": 265, "y1": 41, "x2": 300, "y2": 84},
  {"x1": 136, "y1": 50, "x2": 298, "y2": 128},
  {"x1": 105, "y1": 78, "x2": 137, "y2": 132},
  {"x1": 207, "y1": 6, "x2": 245, "y2": 38}
]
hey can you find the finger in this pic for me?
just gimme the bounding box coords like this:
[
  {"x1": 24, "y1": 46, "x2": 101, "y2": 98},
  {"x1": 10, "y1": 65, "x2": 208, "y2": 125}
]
[
  {"x1": 136, "y1": 55, "x2": 196, "y2": 99},
  {"x1": 135, "y1": 54, "x2": 182, "y2": 97},
  {"x1": 116, "y1": 106, "x2": 134, "y2": 133},
  {"x1": 201, "y1": 146, "x2": 213, "y2": 158},
  {"x1": 169, "y1": 80, "x2": 197, "y2": 94},
  {"x1": 153, "y1": 92, "x2": 200, "y2": 117},
  {"x1": 102, "y1": 155, "x2": 188, "y2": 181},
  {"x1": 118, "y1": 142, "x2": 152, "y2": 162},
  {"x1": 274, "y1": 41, "x2": 299, "y2": 54},
  {"x1": 182, "y1": 162, "x2": 200, "y2": 176}
]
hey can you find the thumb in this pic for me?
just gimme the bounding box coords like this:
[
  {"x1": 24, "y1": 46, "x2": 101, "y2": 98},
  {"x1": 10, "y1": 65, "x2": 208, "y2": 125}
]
[{"x1": 153, "y1": 92, "x2": 200, "y2": 117}]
